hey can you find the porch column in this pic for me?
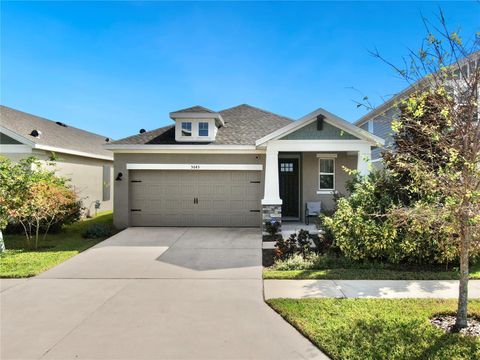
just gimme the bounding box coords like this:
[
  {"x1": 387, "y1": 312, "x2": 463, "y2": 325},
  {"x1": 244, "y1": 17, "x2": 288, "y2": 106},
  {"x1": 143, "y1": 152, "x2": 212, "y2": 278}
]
[
  {"x1": 262, "y1": 147, "x2": 282, "y2": 205},
  {"x1": 261, "y1": 147, "x2": 282, "y2": 238},
  {"x1": 357, "y1": 149, "x2": 371, "y2": 176}
]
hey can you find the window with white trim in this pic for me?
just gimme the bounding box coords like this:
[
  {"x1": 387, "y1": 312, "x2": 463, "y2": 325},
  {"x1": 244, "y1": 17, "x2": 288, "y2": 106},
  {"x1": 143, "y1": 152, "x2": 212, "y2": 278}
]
[
  {"x1": 318, "y1": 158, "x2": 335, "y2": 190},
  {"x1": 198, "y1": 122, "x2": 209, "y2": 136},
  {"x1": 181, "y1": 122, "x2": 192, "y2": 136}
]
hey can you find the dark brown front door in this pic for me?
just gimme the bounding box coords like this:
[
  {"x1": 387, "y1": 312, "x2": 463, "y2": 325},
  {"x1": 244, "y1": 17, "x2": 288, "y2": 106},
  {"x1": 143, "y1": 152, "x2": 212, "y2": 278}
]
[{"x1": 279, "y1": 158, "x2": 299, "y2": 218}]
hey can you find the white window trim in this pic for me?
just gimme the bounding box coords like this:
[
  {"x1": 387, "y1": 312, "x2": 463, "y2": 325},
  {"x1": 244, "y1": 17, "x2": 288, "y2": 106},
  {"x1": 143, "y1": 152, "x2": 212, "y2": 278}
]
[
  {"x1": 368, "y1": 120, "x2": 374, "y2": 133},
  {"x1": 198, "y1": 122, "x2": 209, "y2": 137},
  {"x1": 175, "y1": 119, "x2": 216, "y2": 142},
  {"x1": 316, "y1": 153, "x2": 337, "y2": 158},
  {"x1": 317, "y1": 157, "x2": 335, "y2": 193},
  {"x1": 181, "y1": 122, "x2": 192, "y2": 137}
]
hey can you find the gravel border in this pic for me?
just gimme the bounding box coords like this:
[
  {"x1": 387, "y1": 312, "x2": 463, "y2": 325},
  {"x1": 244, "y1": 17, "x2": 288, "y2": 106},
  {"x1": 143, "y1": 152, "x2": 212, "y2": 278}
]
[{"x1": 430, "y1": 315, "x2": 480, "y2": 337}]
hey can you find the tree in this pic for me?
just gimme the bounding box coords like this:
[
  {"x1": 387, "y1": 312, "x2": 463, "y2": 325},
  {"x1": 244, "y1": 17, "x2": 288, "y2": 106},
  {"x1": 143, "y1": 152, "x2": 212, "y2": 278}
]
[
  {"x1": 371, "y1": 12, "x2": 479, "y2": 330},
  {"x1": 0, "y1": 156, "x2": 80, "y2": 249}
]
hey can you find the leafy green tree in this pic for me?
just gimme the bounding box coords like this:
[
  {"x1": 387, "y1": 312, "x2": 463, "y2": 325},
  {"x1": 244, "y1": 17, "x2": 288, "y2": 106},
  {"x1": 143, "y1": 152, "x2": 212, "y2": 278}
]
[
  {"x1": 370, "y1": 12, "x2": 479, "y2": 330},
  {"x1": 0, "y1": 156, "x2": 80, "y2": 249}
]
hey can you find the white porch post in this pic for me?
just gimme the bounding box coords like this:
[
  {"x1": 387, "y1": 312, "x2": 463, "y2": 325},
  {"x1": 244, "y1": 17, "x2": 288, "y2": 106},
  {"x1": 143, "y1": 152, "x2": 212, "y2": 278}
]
[
  {"x1": 357, "y1": 149, "x2": 371, "y2": 176},
  {"x1": 261, "y1": 146, "x2": 282, "y2": 239},
  {"x1": 262, "y1": 147, "x2": 282, "y2": 205}
]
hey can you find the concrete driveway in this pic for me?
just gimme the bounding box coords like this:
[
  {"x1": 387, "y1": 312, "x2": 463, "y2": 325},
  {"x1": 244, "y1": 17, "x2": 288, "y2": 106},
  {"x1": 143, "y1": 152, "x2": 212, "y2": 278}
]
[{"x1": 1, "y1": 228, "x2": 327, "y2": 360}]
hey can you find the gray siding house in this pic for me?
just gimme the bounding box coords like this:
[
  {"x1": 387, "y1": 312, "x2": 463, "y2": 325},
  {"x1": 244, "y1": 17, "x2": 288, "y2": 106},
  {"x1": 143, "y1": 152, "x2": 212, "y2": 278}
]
[
  {"x1": 0, "y1": 106, "x2": 114, "y2": 215},
  {"x1": 106, "y1": 104, "x2": 383, "y2": 230},
  {"x1": 356, "y1": 52, "x2": 479, "y2": 167}
]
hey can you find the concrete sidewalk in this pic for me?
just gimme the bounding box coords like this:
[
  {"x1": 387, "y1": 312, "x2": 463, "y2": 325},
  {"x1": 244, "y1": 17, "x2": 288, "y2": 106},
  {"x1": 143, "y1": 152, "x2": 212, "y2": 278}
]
[{"x1": 264, "y1": 279, "x2": 480, "y2": 299}]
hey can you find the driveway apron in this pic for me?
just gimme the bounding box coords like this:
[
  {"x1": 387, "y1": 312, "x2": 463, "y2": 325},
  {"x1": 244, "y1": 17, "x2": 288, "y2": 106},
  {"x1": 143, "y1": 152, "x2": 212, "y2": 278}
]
[{"x1": 1, "y1": 227, "x2": 327, "y2": 360}]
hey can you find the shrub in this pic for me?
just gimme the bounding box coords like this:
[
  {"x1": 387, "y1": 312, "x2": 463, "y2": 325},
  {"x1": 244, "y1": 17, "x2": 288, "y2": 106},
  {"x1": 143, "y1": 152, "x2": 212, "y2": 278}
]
[
  {"x1": 265, "y1": 219, "x2": 281, "y2": 241},
  {"x1": 0, "y1": 157, "x2": 82, "y2": 249},
  {"x1": 297, "y1": 229, "x2": 311, "y2": 259},
  {"x1": 274, "y1": 229, "x2": 317, "y2": 261},
  {"x1": 272, "y1": 253, "x2": 320, "y2": 271},
  {"x1": 316, "y1": 214, "x2": 336, "y2": 254},
  {"x1": 274, "y1": 233, "x2": 298, "y2": 260},
  {"x1": 82, "y1": 223, "x2": 112, "y2": 239},
  {"x1": 323, "y1": 169, "x2": 461, "y2": 265}
]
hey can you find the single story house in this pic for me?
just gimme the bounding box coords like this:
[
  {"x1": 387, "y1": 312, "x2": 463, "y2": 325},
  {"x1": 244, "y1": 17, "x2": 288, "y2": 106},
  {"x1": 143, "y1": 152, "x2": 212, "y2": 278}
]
[
  {"x1": 0, "y1": 105, "x2": 114, "y2": 215},
  {"x1": 106, "y1": 104, "x2": 383, "y2": 231}
]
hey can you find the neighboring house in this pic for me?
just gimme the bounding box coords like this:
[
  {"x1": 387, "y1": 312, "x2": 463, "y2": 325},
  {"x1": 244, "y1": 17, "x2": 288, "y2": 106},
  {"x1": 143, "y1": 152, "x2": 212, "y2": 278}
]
[
  {"x1": 356, "y1": 52, "x2": 479, "y2": 167},
  {"x1": 0, "y1": 106, "x2": 114, "y2": 214},
  {"x1": 105, "y1": 104, "x2": 383, "y2": 231}
]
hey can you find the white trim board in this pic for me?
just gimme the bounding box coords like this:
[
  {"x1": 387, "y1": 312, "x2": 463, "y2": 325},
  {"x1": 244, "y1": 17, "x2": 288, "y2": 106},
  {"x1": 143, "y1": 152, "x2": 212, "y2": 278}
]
[
  {"x1": 266, "y1": 139, "x2": 372, "y2": 153},
  {"x1": 34, "y1": 145, "x2": 113, "y2": 161},
  {"x1": 0, "y1": 144, "x2": 33, "y2": 153},
  {"x1": 126, "y1": 163, "x2": 263, "y2": 171},
  {"x1": 105, "y1": 144, "x2": 260, "y2": 154}
]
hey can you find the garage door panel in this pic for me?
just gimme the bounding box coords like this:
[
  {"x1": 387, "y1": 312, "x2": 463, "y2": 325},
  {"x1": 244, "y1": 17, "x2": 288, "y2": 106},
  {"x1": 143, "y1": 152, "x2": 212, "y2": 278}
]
[{"x1": 129, "y1": 170, "x2": 261, "y2": 227}]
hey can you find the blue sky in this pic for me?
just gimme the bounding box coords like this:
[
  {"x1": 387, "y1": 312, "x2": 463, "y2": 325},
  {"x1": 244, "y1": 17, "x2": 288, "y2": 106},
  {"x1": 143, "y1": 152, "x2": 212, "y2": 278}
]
[{"x1": 1, "y1": 1, "x2": 478, "y2": 139}]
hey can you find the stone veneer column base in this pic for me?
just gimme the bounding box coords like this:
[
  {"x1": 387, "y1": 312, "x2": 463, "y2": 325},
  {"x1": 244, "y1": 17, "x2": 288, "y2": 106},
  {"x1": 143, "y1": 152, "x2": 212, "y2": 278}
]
[{"x1": 262, "y1": 204, "x2": 282, "y2": 241}]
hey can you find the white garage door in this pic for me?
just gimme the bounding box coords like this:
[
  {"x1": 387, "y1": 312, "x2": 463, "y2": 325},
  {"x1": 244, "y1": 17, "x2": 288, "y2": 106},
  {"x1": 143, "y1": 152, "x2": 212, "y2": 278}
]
[{"x1": 129, "y1": 170, "x2": 262, "y2": 227}]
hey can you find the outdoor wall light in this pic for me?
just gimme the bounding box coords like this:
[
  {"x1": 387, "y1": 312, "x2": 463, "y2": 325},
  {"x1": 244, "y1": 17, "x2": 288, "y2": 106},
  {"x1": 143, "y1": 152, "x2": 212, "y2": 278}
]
[{"x1": 115, "y1": 172, "x2": 123, "y2": 181}]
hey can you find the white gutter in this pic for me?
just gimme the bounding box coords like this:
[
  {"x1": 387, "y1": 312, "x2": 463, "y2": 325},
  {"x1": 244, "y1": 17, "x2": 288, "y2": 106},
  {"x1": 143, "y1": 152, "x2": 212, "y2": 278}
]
[
  {"x1": 104, "y1": 144, "x2": 263, "y2": 154},
  {"x1": 34, "y1": 144, "x2": 113, "y2": 161}
]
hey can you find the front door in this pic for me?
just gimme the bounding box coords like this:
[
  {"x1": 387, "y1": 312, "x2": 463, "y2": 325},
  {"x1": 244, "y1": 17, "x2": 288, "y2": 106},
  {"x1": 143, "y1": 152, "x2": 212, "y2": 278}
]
[{"x1": 279, "y1": 158, "x2": 299, "y2": 219}]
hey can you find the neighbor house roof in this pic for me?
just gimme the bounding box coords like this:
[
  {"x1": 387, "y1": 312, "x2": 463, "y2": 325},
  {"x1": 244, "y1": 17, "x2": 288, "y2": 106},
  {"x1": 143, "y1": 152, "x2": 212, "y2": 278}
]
[
  {"x1": 109, "y1": 104, "x2": 293, "y2": 146},
  {"x1": 0, "y1": 105, "x2": 113, "y2": 160}
]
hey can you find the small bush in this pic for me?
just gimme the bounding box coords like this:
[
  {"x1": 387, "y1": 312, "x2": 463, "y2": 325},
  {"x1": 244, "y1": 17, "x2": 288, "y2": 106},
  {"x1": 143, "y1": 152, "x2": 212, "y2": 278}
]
[
  {"x1": 297, "y1": 230, "x2": 311, "y2": 259},
  {"x1": 274, "y1": 229, "x2": 316, "y2": 261},
  {"x1": 275, "y1": 233, "x2": 298, "y2": 260},
  {"x1": 273, "y1": 253, "x2": 320, "y2": 271},
  {"x1": 82, "y1": 223, "x2": 112, "y2": 239},
  {"x1": 265, "y1": 219, "x2": 281, "y2": 241}
]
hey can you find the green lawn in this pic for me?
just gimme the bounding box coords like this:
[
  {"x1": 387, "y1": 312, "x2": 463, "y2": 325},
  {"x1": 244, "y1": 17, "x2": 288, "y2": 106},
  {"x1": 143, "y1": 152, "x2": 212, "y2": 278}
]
[
  {"x1": 267, "y1": 298, "x2": 480, "y2": 360},
  {"x1": 263, "y1": 268, "x2": 465, "y2": 280},
  {"x1": 264, "y1": 257, "x2": 480, "y2": 280},
  {"x1": 0, "y1": 211, "x2": 114, "y2": 278}
]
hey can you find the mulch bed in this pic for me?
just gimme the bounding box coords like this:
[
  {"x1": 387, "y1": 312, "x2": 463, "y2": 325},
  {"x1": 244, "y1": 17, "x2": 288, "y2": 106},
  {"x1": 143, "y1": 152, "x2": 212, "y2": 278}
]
[{"x1": 430, "y1": 315, "x2": 480, "y2": 337}]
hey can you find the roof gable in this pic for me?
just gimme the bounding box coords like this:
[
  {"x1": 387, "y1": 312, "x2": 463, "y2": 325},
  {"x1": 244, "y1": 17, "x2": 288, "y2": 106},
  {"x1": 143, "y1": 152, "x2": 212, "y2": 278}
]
[
  {"x1": 256, "y1": 107, "x2": 385, "y2": 146},
  {"x1": 172, "y1": 105, "x2": 215, "y2": 114},
  {"x1": 279, "y1": 120, "x2": 359, "y2": 140},
  {"x1": 0, "y1": 132, "x2": 23, "y2": 145}
]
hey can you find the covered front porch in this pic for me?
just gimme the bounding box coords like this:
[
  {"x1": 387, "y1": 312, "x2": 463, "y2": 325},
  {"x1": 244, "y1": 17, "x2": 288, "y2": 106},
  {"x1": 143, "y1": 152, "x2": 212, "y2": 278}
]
[
  {"x1": 260, "y1": 143, "x2": 371, "y2": 233},
  {"x1": 255, "y1": 108, "x2": 384, "y2": 237}
]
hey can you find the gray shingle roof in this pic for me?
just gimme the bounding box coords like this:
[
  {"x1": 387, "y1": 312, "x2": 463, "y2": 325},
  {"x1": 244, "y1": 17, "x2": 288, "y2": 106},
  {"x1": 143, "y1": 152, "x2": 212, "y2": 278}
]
[
  {"x1": 172, "y1": 105, "x2": 216, "y2": 114},
  {"x1": 111, "y1": 104, "x2": 293, "y2": 145},
  {"x1": 0, "y1": 105, "x2": 113, "y2": 159}
]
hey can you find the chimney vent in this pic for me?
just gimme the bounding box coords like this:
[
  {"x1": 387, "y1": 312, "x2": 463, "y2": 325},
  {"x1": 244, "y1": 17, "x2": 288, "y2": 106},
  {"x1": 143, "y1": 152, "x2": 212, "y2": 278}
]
[{"x1": 30, "y1": 129, "x2": 41, "y2": 138}]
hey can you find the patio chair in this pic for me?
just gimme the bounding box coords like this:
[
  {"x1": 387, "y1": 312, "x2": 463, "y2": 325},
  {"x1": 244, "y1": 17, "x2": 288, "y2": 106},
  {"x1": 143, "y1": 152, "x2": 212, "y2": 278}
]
[{"x1": 305, "y1": 201, "x2": 321, "y2": 225}]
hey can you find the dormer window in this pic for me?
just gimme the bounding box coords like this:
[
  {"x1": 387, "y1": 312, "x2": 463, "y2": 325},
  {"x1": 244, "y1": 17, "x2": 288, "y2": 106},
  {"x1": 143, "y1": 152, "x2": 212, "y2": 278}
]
[
  {"x1": 181, "y1": 122, "x2": 192, "y2": 137},
  {"x1": 170, "y1": 106, "x2": 224, "y2": 142},
  {"x1": 199, "y1": 122, "x2": 209, "y2": 137}
]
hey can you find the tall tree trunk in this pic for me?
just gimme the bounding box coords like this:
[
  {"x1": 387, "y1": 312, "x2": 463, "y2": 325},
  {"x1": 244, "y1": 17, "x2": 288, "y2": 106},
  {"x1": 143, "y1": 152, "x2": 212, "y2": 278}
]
[
  {"x1": 35, "y1": 220, "x2": 40, "y2": 250},
  {"x1": 455, "y1": 215, "x2": 470, "y2": 330}
]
